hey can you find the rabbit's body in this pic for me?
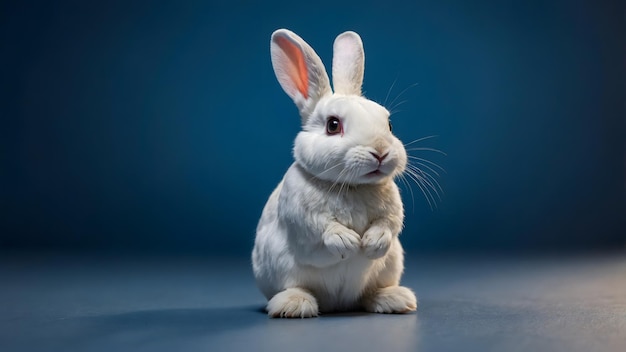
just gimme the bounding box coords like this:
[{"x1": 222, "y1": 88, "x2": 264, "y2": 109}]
[
  {"x1": 253, "y1": 29, "x2": 417, "y2": 317},
  {"x1": 253, "y1": 162, "x2": 405, "y2": 312}
]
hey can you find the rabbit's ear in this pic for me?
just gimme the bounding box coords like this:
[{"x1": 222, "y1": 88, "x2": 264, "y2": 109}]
[
  {"x1": 271, "y1": 29, "x2": 331, "y2": 122},
  {"x1": 332, "y1": 31, "x2": 364, "y2": 96}
]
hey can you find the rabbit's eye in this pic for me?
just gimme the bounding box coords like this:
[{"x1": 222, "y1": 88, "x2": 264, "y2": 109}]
[
  {"x1": 388, "y1": 120, "x2": 393, "y2": 132},
  {"x1": 326, "y1": 116, "x2": 343, "y2": 135}
]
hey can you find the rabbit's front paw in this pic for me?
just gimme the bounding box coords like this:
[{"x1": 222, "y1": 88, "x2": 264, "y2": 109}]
[
  {"x1": 323, "y1": 224, "x2": 361, "y2": 260},
  {"x1": 361, "y1": 225, "x2": 392, "y2": 259}
]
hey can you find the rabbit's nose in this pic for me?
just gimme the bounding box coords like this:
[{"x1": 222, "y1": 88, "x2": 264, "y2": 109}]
[{"x1": 370, "y1": 152, "x2": 389, "y2": 163}]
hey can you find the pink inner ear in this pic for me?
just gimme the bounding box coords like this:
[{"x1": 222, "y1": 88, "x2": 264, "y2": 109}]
[{"x1": 276, "y1": 36, "x2": 309, "y2": 99}]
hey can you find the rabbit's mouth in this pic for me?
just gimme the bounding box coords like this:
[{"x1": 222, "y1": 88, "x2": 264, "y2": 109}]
[{"x1": 365, "y1": 169, "x2": 385, "y2": 177}]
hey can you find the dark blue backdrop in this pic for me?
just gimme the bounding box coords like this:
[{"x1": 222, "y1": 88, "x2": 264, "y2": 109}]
[{"x1": 1, "y1": 0, "x2": 624, "y2": 254}]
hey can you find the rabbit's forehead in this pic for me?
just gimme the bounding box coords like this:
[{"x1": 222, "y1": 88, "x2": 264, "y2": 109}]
[{"x1": 318, "y1": 95, "x2": 389, "y2": 121}]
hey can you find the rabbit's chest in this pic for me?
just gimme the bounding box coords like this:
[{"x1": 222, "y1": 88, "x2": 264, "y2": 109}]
[{"x1": 331, "y1": 192, "x2": 387, "y2": 235}]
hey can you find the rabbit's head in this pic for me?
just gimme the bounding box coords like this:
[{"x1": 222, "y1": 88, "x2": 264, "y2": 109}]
[{"x1": 271, "y1": 29, "x2": 407, "y2": 185}]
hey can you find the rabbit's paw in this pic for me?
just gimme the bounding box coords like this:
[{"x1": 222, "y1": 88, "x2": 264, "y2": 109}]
[
  {"x1": 361, "y1": 225, "x2": 392, "y2": 259},
  {"x1": 267, "y1": 288, "x2": 319, "y2": 318},
  {"x1": 323, "y1": 225, "x2": 361, "y2": 260},
  {"x1": 362, "y1": 286, "x2": 417, "y2": 314}
]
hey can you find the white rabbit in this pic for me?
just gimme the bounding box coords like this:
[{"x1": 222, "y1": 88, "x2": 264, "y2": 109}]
[{"x1": 252, "y1": 29, "x2": 417, "y2": 318}]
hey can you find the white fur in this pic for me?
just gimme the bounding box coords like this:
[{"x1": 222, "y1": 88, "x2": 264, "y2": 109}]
[
  {"x1": 253, "y1": 29, "x2": 417, "y2": 318},
  {"x1": 332, "y1": 31, "x2": 364, "y2": 95}
]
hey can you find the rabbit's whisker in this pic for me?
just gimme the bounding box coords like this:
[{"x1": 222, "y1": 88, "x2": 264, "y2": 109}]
[
  {"x1": 409, "y1": 160, "x2": 442, "y2": 177},
  {"x1": 403, "y1": 169, "x2": 434, "y2": 211},
  {"x1": 397, "y1": 173, "x2": 416, "y2": 213},
  {"x1": 403, "y1": 135, "x2": 439, "y2": 147},
  {"x1": 405, "y1": 147, "x2": 447, "y2": 156},
  {"x1": 407, "y1": 156, "x2": 447, "y2": 174},
  {"x1": 388, "y1": 82, "x2": 418, "y2": 112},
  {"x1": 407, "y1": 165, "x2": 442, "y2": 202},
  {"x1": 315, "y1": 163, "x2": 343, "y2": 180},
  {"x1": 383, "y1": 76, "x2": 398, "y2": 107},
  {"x1": 330, "y1": 167, "x2": 353, "y2": 197},
  {"x1": 390, "y1": 100, "x2": 409, "y2": 115}
]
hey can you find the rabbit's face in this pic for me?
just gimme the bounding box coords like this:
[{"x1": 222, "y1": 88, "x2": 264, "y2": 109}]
[{"x1": 294, "y1": 94, "x2": 407, "y2": 185}]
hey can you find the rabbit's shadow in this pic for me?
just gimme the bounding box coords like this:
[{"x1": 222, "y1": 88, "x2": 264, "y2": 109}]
[
  {"x1": 25, "y1": 305, "x2": 420, "y2": 352},
  {"x1": 252, "y1": 305, "x2": 378, "y2": 318},
  {"x1": 69, "y1": 305, "x2": 402, "y2": 344},
  {"x1": 66, "y1": 305, "x2": 266, "y2": 341}
]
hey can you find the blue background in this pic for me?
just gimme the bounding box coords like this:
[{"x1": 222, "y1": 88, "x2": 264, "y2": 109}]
[{"x1": 1, "y1": 0, "x2": 624, "y2": 255}]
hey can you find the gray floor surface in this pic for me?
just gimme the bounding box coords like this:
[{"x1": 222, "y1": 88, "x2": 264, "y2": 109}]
[{"x1": 1, "y1": 251, "x2": 625, "y2": 352}]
